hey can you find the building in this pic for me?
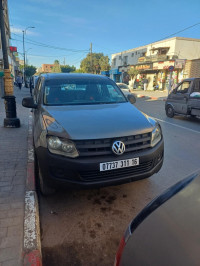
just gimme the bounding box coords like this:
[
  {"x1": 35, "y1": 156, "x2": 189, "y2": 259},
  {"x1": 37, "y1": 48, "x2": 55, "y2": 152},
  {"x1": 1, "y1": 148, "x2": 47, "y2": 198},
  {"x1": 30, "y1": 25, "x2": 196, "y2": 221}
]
[
  {"x1": 110, "y1": 37, "x2": 200, "y2": 90},
  {"x1": 0, "y1": 0, "x2": 19, "y2": 79},
  {"x1": 41, "y1": 64, "x2": 54, "y2": 73},
  {"x1": 0, "y1": 0, "x2": 10, "y2": 71}
]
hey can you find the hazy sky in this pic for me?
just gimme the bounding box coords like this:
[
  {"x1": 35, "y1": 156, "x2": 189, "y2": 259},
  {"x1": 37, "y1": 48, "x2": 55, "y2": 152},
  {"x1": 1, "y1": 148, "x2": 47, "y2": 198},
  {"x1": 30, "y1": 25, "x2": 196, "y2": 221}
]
[{"x1": 9, "y1": 0, "x2": 200, "y2": 68}]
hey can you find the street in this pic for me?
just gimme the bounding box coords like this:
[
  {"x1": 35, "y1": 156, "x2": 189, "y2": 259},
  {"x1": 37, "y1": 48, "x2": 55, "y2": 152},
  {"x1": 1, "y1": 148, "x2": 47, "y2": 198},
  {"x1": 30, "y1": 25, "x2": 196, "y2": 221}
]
[{"x1": 39, "y1": 97, "x2": 200, "y2": 266}]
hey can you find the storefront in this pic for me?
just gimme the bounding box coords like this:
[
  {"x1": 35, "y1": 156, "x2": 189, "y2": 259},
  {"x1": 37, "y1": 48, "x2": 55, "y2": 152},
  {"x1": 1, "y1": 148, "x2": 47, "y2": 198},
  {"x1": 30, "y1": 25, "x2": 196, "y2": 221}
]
[
  {"x1": 152, "y1": 60, "x2": 185, "y2": 90},
  {"x1": 109, "y1": 68, "x2": 122, "y2": 83},
  {"x1": 134, "y1": 63, "x2": 154, "y2": 90},
  {"x1": 101, "y1": 70, "x2": 110, "y2": 77},
  {"x1": 128, "y1": 61, "x2": 185, "y2": 90}
]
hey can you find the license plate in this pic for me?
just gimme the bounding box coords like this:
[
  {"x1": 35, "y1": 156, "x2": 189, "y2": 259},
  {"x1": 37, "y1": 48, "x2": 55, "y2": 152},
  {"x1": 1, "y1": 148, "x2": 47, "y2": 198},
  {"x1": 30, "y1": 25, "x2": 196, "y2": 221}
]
[{"x1": 100, "y1": 158, "x2": 139, "y2": 172}]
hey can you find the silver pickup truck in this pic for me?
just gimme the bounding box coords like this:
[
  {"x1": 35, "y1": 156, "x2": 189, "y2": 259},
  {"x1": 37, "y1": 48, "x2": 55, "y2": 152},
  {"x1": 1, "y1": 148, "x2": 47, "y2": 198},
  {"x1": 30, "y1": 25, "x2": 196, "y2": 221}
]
[{"x1": 165, "y1": 78, "x2": 200, "y2": 118}]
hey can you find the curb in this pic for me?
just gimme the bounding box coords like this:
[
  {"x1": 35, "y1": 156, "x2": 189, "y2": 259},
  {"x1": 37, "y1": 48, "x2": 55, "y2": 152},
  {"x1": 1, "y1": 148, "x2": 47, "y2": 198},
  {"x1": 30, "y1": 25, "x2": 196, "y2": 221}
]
[
  {"x1": 137, "y1": 94, "x2": 167, "y2": 101},
  {"x1": 23, "y1": 112, "x2": 42, "y2": 266},
  {"x1": 137, "y1": 94, "x2": 146, "y2": 98}
]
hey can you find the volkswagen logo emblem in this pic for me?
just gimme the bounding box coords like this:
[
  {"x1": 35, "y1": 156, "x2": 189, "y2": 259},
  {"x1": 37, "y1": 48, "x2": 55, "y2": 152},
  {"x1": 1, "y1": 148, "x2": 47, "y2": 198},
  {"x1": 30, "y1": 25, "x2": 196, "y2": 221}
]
[{"x1": 112, "y1": 141, "x2": 125, "y2": 155}]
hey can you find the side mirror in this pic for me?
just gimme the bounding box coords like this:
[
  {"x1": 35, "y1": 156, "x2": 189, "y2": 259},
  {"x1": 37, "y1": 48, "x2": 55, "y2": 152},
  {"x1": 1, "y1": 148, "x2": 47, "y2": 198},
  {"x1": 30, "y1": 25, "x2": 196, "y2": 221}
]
[
  {"x1": 127, "y1": 94, "x2": 136, "y2": 104},
  {"x1": 22, "y1": 97, "x2": 37, "y2": 109}
]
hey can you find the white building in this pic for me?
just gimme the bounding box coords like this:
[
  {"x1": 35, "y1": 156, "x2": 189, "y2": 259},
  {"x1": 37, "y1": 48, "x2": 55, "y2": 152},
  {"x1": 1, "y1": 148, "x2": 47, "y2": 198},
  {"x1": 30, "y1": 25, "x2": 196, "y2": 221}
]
[{"x1": 110, "y1": 37, "x2": 200, "y2": 90}]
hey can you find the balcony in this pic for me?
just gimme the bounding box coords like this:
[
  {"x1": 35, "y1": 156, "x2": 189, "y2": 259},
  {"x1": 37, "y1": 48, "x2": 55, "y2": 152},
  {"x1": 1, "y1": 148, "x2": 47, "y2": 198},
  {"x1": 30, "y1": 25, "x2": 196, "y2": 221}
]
[{"x1": 138, "y1": 55, "x2": 169, "y2": 63}]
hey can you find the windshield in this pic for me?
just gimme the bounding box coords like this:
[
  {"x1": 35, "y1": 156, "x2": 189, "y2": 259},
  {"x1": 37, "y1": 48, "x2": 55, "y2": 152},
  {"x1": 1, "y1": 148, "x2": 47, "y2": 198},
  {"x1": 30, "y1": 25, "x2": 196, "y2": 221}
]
[{"x1": 43, "y1": 78, "x2": 127, "y2": 105}]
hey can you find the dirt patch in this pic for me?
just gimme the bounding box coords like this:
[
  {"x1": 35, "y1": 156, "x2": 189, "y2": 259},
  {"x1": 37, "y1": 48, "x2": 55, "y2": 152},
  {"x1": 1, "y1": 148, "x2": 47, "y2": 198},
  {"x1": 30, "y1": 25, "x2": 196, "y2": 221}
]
[
  {"x1": 93, "y1": 198, "x2": 102, "y2": 205},
  {"x1": 105, "y1": 195, "x2": 117, "y2": 204},
  {"x1": 42, "y1": 239, "x2": 119, "y2": 266},
  {"x1": 43, "y1": 244, "x2": 82, "y2": 266}
]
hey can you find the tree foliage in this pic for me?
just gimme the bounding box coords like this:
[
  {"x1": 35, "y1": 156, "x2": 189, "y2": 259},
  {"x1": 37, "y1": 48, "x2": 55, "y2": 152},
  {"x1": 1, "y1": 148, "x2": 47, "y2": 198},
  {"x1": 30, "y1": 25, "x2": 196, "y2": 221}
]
[
  {"x1": 25, "y1": 65, "x2": 37, "y2": 77},
  {"x1": 128, "y1": 67, "x2": 139, "y2": 79},
  {"x1": 80, "y1": 53, "x2": 110, "y2": 74},
  {"x1": 52, "y1": 60, "x2": 61, "y2": 73},
  {"x1": 61, "y1": 65, "x2": 76, "y2": 73}
]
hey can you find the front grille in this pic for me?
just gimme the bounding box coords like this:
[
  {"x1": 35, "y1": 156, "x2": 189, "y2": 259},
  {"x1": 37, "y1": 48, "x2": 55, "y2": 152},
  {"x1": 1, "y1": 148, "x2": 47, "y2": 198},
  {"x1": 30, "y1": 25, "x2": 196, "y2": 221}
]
[
  {"x1": 79, "y1": 160, "x2": 154, "y2": 181},
  {"x1": 74, "y1": 133, "x2": 152, "y2": 157}
]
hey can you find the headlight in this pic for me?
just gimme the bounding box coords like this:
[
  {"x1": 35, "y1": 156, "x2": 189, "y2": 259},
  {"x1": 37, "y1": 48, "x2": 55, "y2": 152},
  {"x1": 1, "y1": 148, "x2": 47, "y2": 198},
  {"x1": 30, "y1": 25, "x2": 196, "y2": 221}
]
[
  {"x1": 47, "y1": 136, "x2": 79, "y2": 158},
  {"x1": 151, "y1": 124, "x2": 162, "y2": 147}
]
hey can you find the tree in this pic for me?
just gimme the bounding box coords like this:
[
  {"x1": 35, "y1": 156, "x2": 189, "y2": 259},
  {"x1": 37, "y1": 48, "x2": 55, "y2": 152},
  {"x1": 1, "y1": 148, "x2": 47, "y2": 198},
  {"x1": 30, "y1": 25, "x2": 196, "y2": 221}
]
[
  {"x1": 61, "y1": 65, "x2": 76, "y2": 73},
  {"x1": 99, "y1": 56, "x2": 110, "y2": 71},
  {"x1": 24, "y1": 65, "x2": 37, "y2": 77},
  {"x1": 128, "y1": 67, "x2": 139, "y2": 87},
  {"x1": 80, "y1": 53, "x2": 110, "y2": 74},
  {"x1": 52, "y1": 60, "x2": 61, "y2": 73}
]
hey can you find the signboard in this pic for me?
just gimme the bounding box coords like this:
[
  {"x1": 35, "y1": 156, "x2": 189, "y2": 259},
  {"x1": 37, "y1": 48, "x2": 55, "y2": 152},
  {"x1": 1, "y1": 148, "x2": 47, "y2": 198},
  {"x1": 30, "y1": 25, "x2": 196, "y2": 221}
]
[
  {"x1": 175, "y1": 59, "x2": 186, "y2": 69},
  {"x1": 135, "y1": 64, "x2": 152, "y2": 70},
  {"x1": 153, "y1": 60, "x2": 174, "y2": 70},
  {"x1": 168, "y1": 65, "x2": 174, "y2": 72},
  {"x1": 9, "y1": 46, "x2": 17, "y2": 52},
  {"x1": 138, "y1": 57, "x2": 145, "y2": 63}
]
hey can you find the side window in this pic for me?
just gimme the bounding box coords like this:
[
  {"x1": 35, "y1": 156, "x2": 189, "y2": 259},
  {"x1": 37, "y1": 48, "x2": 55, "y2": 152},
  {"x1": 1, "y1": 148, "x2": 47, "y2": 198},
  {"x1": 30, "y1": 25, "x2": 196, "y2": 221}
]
[
  {"x1": 33, "y1": 78, "x2": 42, "y2": 103},
  {"x1": 176, "y1": 81, "x2": 191, "y2": 94},
  {"x1": 33, "y1": 78, "x2": 40, "y2": 103},
  {"x1": 192, "y1": 79, "x2": 200, "y2": 93},
  {"x1": 37, "y1": 79, "x2": 43, "y2": 103}
]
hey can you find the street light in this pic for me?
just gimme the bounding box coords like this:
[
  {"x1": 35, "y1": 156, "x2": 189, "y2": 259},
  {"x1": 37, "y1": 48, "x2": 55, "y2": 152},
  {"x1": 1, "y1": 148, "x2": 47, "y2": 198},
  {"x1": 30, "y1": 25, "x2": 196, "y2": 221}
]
[
  {"x1": 22, "y1": 26, "x2": 35, "y2": 85},
  {"x1": 26, "y1": 48, "x2": 32, "y2": 66}
]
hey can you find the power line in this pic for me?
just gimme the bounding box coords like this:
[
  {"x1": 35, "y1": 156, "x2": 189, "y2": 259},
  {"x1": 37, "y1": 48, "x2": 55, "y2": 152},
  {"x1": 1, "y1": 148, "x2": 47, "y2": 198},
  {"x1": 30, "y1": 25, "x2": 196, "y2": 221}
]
[
  {"x1": 11, "y1": 33, "x2": 89, "y2": 52},
  {"x1": 156, "y1": 22, "x2": 200, "y2": 43},
  {"x1": 17, "y1": 51, "x2": 88, "y2": 58}
]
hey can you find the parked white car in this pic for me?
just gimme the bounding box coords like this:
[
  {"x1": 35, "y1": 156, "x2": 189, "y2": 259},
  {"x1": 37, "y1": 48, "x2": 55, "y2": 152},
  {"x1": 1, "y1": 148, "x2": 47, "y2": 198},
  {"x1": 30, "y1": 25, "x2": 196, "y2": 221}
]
[{"x1": 117, "y1": 83, "x2": 136, "y2": 102}]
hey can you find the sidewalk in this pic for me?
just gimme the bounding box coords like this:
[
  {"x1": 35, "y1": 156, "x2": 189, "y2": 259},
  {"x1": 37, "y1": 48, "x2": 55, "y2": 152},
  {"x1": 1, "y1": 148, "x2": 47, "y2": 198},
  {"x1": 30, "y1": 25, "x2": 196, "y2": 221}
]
[{"x1": 0, "y1": 86, "x2": 34, "y2": 266}]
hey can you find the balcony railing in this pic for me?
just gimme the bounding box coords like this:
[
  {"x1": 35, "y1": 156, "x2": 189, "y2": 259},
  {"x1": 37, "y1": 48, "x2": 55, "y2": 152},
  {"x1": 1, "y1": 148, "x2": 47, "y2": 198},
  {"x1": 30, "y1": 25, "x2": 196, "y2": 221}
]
[{"x1": 138, "y1": 55, "x2": 169, "y2": 63}]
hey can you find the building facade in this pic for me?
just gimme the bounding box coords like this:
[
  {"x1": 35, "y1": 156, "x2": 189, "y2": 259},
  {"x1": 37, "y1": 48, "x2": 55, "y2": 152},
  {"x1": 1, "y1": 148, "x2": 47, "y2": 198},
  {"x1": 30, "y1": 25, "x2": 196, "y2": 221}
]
[
  {"x1": 110, "y1": 37, "x2": 200, "y2": 90},
  {"x1": 41, "y1": 64, "x2": 54, "y2": 73},
  {"x1": 0, "y1": 0, "x2": 19, "y2": 79}
]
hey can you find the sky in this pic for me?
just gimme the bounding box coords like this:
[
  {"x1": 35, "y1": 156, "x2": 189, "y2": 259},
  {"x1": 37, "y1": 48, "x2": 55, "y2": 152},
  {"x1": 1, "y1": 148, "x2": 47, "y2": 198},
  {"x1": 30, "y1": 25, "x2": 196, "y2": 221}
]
[{"x1": 8, "y1": 0, "x2": 200, "y2": 69}]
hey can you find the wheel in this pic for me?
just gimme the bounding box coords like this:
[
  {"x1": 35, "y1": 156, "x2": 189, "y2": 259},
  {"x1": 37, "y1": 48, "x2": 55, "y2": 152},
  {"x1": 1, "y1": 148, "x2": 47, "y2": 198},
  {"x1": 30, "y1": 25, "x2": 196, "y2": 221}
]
[
  {"x1": 34, "y1": 151, "x2": 55, "y2": 196},
  {"x1": 166, "y1": 105, "x2": 174, "y2": 118},
  {"x1": 38, "y1": 166, "x2": 55, "y2": 196}
]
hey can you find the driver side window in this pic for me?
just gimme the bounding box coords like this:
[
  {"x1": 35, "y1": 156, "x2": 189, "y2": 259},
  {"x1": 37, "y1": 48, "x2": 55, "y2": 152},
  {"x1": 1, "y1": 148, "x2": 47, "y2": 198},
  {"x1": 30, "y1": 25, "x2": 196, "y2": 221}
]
[{"x1": 176, "y1": 81, "x2": 191, "y2": 94}]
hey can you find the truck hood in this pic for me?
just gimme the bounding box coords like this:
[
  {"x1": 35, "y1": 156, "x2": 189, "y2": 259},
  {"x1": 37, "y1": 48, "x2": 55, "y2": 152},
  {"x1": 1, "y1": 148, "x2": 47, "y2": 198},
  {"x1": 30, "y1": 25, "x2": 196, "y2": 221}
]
[{"x1": 42, "y1": 102, "x2": 155, "y2": 140}]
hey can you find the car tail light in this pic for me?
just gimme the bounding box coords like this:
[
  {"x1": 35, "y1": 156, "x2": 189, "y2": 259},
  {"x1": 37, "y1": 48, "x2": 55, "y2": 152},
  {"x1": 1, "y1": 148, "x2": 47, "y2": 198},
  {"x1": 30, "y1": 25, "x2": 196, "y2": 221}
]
[{"x1": 114, "y1": 236, "x2": 126, "y2": 266}]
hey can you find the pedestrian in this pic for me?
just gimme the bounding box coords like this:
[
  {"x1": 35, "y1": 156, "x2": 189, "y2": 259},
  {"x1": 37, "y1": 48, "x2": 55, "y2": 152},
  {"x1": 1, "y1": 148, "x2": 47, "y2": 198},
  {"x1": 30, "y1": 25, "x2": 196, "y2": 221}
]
[
  {"x1": 143, "y1": 77, "x2": 148, "y2": 91},
  {"x1": 16, "y1": 74, "x2": 22, "y2": 90}
]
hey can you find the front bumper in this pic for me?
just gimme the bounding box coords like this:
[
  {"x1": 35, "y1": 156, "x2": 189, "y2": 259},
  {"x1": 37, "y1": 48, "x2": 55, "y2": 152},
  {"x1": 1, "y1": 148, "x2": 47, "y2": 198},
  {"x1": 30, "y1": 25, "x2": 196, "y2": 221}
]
[{"x1": 35, "y1": 139, "x2": 164, "y2": 189}]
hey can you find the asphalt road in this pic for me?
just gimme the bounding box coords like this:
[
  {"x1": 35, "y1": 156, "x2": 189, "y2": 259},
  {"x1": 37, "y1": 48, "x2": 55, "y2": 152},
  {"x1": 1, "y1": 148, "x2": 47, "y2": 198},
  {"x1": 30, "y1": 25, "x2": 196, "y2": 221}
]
[{"x1": 39, "y1": 98, "x2": 200, "y2": 266}]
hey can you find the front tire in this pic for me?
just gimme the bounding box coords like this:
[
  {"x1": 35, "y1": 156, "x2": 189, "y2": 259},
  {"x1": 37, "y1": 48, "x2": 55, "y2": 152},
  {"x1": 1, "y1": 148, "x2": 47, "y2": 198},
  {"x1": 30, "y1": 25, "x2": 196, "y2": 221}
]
[
  {"x1": 34, "y1": 150, "x2": 55, "y2": 196},
  {"x1": 166, "y1": 105, "x2": 174, "y2": 118},
  {"x1": 38, "y1": 166, "x2": 55, "y2": 196}
]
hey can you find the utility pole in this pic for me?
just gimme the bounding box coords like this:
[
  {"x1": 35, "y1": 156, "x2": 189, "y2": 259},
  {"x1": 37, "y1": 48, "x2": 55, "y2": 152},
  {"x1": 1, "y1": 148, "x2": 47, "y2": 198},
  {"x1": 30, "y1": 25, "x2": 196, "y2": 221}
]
[
  {"x1": 90, "y1": 42, "x2": 93, "y2": 73},
  {"x1": 22, "y1": 30, "x2": 25, "y2": 83},
  {"x1": 64, "y1": 57, "x2": 65, "y2": 66},
  {"x1": 0, "y1": 0, "x2": 20, "y2": 127}
]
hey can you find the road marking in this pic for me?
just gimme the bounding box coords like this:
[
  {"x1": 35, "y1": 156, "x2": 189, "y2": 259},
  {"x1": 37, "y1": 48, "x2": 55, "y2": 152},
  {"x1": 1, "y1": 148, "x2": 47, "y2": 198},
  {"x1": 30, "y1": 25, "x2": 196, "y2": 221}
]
[{"x1": 152, "y1": 117, "x2": 200, "y2": 134}]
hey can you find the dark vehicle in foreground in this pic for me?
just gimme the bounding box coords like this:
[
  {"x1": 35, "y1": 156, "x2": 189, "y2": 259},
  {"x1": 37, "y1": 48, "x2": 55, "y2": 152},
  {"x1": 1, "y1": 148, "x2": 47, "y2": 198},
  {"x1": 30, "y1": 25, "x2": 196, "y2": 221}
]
[
  {"x1": 22, "y1": 73, "x2": 164, "y2": 195},
  {"x1": 115, "y1": 171, "x2": 200, "y2": 266},
  {"x1": 165, "y1": 78, "x2": 200, "y2": 118}
]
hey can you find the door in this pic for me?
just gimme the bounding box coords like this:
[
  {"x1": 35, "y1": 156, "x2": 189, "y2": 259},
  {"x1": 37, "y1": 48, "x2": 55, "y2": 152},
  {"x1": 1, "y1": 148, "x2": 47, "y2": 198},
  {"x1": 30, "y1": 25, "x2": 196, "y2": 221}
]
[
  {"x1": 170, "y1": 80, "x2": 191, "y2": 114},
  {"x1": 188, "y1": 78, "x2": 200, "y2": 112}
]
